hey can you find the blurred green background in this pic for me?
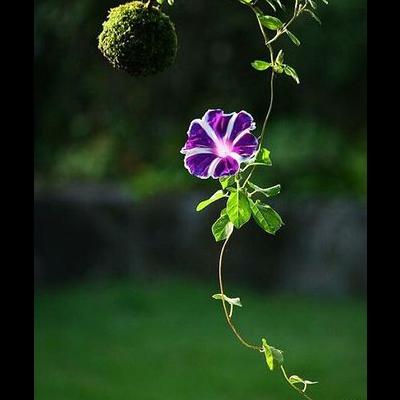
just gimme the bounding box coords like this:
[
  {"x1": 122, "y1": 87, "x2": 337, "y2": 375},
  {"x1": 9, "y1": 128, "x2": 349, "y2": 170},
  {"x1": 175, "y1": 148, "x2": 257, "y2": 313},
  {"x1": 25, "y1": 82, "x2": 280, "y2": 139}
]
[
  {"x1": 34, "y1": 0, "x2": 366, "y2": 399},
  {"x1": 35, "y1": 0, "x2": 366, "y2": 199},
  {"x1": 35, "y1": 279, "x2": 366, "y2": 400}
]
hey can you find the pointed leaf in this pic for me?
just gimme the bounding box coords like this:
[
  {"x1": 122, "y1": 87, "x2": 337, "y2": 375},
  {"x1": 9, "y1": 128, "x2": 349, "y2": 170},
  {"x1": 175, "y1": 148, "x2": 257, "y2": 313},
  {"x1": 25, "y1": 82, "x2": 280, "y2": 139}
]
[
  {"x1": 248, "y1": 182, "x2": 281, "y2": 198},
  {"x1": 226, "y1": 190, "x2": 252, "y2": 229},
  {"x1": 196, "y1": 190, "x2": 226, "y2": 212},
  {"x1": 289, "y1": 375, "x2": 318, "y2": 392},
  {"x1": 286, "y1": 30, "x2": 301, "y2": 46},
  {"x1": 303, "y1": 9, "x2": 322, "y2": 25},
  {"x1": 211, "y1": 209, "x2": 234, "y2": 242},
  {"x1": 270, "y1": 346, "x2": 284, "y2": 366},
  {"x1": 262, "y1": 338, "x2": 274, "y2": 370},
  {"x1": 251, "y1": 60, "x2": 272, "y2": 71},
  {"x1": 212, "y1": 293, "x2": 242, "y2": 307},
  {"x1": 219, "y1": 176, "x2": 235, "y2": 189},
  {"x1": 276, "y1": 49, "x2": 284, "y2": 64},
  {"x1": 249, "y1": 199, "x2": 283, "y2": 235},
  {"x1": 284, "y1": 65, "x2": 300, "y2": 84},
  {"x1": 289, "y1": 375, "x2": 304, "y2": 385},
  {"x1": 255, "y1": 148, "x2": 272, "y2": 165},
  {"x1": 259, "y1": 15, "x2": 283, "y2": 30}
]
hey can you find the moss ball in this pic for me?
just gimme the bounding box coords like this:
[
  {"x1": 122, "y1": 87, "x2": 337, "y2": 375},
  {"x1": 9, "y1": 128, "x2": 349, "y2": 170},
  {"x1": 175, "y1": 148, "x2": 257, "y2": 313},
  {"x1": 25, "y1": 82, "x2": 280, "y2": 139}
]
[{"x1": 98, "y1": 1, "x2": 178, "y2": 76}]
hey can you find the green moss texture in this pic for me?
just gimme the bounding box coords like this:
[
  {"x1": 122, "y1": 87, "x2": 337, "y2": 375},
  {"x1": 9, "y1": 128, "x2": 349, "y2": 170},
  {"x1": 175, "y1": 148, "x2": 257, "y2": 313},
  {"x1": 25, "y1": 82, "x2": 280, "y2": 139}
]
[{"x1": 98, "y1": 1, "x2": 177, "y2": 76}]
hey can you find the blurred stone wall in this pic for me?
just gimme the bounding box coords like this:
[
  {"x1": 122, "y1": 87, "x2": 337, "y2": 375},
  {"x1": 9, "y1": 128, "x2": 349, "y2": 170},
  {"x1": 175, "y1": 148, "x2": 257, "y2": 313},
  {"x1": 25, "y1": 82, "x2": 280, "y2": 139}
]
[{"x1": 34, "y1": 184, "x2": 366, "y2": 297}]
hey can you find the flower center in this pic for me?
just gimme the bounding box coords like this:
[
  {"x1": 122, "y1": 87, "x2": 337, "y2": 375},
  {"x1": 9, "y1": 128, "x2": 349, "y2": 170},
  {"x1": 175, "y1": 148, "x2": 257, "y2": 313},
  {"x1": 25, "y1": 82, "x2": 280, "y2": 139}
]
[{"x1": 215, "y1": 140, "x2": 233, "y2": 158}]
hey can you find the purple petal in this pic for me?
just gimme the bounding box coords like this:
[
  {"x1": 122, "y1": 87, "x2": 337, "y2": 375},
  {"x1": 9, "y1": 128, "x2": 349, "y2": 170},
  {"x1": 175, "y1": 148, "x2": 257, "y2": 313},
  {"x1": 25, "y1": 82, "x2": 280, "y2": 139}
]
[
  {"x1": 182, "y1": 109, "x2": 258, "y2": 180},
  {"x1": 232, "y1": 132, "x2": 258, "y2": 159},
  {"x1": 226, "y1": 111, "x2": 255, "y2": 141},
  {"x1": 212, "y1": 156, "x2": 240, "y2": 178},
  {"x1": 184, "y1": 153, "x2": 219, "y2": 179},
  {"x1": 182, "y1": 121, "x2": 216, "y2": 150},
  {"x1": 203, "y1": 109, "x2": 234, "y2": 139}
]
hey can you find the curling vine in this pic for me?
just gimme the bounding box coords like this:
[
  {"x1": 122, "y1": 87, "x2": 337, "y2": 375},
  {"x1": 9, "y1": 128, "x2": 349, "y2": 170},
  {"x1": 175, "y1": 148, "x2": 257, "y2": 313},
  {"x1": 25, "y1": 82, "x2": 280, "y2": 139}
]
[
  {"x1": 99, "y1": 0, "x2": 329, "y2": 398},
  {"x1": 180, "y1": 1, "x2": 328, "y2": 399}
]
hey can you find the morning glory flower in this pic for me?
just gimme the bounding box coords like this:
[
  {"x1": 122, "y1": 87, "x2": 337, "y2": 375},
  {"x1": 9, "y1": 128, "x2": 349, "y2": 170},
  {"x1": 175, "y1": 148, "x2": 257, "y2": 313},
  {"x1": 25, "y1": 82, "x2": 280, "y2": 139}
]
[{"x1": 181, "y1": 109, "x2": 258, "y2": 179}]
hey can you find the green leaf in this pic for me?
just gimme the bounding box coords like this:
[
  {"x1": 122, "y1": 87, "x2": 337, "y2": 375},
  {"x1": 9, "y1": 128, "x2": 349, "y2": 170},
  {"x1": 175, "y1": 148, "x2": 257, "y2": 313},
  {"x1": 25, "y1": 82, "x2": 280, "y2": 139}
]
[
  {"x1": 211, "y1": 209, "x2": 234, "y2": 242},
  {"x1": 273, "y1": 51, "x2": 285, "y2": 74},
  {"x1": 286, "y1": 30, "x2": 301, "y2": 46},
  {"x1": 212, "y1": 293, "x2": 242, "y2": 307},
  {"x1": 289, "y1": 375, "x2": 318, "y2": 392},
  {"x1": 251, "y1": 60, "x2": 272, "y2": 71},
  {"x1": 276, "y1": 49, "x2": 284, "y2": 65},
  {"x1": 226, "y1": 190, "x2": 252, "y2": 229},
  {"x1": 263, "y1": 184, "x2": 281, "y2": 197},
  {"x1": 284, "y1": 65, "x2": 300, "y2": 84},
  {"x1": 167, "y1": 0, "x2": 174, "y2": 5},
  {"x1": 289, "y1": 375, "x2": 304, "y2": 384},
  {"x1": 270, "y1": 347, "x2": 284, "y2": 366},
  {"x1": 219, "y1": 176, "x2": 235, "y2": 190},
  {"x1": 261, "y1": 338, "x2": 274, "y2": 370},
  {"x1": 248, "y1": 182, "x2": 281, "y2": 198},
  {"x1": 255, "y1": 148, "x2": 272, "y2": 165},
  {"x1": 196, "y1": 190, "x2": 226, "y2": 212},
  {"x1": 262, "y1": 339, "x2": 284, "y2": 371},
  {"x1": 249, "y1": 199, "x2": 283, "y2": 235},
  {"x1": 238, "y1": 0, "x2": 253, "y2": 4},
  {"x1": 156, "y1": 0, "x2": 164, "y2": 4},
  {"x1": 303, "y1": 9, "x2": 322, "y2": 25},
  {"x1": 259, "y1": 15, "x2": 283, "y2": 30}
]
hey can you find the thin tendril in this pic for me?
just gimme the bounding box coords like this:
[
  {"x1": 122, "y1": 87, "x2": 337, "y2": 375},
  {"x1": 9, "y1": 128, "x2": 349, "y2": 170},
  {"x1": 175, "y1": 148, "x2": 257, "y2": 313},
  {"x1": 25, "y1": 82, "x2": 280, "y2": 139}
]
[
  {"x1": 280, "y1": 365, "x2": 314, "y2": 400},
  {"x1": 259, "y1": 71, "x2": 275, "y2": 145},
  {"x1": 218, "y1": 234, "x2": 262, "y2": 351},
  {"x1": 218, "y1": 0, "x2": 280, "y2": 352},
  {"x1": 240, "y1": 5, "x2": 277, "y2": 190},
  {"x1": 242, "y1": 70, "x2": 275, "y2": 189},
  {"x1": 215, "y1": 2, "x2": 319, "y2": 399}
]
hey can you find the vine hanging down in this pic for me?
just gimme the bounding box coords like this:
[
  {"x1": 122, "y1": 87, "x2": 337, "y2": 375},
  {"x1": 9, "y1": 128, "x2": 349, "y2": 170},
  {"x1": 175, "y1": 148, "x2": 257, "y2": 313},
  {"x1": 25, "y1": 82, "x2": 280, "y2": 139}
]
[
  {"x1": 180, "y1": 1, "x2": 328, "y2": 399},
  {"x1": 99, "y1": 0, "x2": 329, "y2": 398}
]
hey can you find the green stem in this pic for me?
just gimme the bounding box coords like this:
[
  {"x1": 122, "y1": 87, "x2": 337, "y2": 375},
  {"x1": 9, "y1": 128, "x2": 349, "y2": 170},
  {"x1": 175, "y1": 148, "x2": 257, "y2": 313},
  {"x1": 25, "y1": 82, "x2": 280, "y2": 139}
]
[
  {"x1": 241, "y1": 162, "x2": 270, "y2": 172},
  {"x1": 266, "y1": 2, "x2": 308, "y2": 46},
  {"x1": 241, "y1": 70, "x2": 274, "y2": 189},
  {"x1": 240, "y1": 5, "x2": 276, "y2": 189},
  {"x1": 220, "y1": 1, "x2": 277, "y2": 342},
  {"x1": 218, "y1": 234, "x2": 262, "y2": 351},
  {"x1": 280, "y1": 365, "x2": 314, "y2": 400},
  {"x1": 216, "y1": 2, "x2": 319, "y2": 400},
  {"x1": 258, "y1": 70, "x2": 275, "y2": 146}
]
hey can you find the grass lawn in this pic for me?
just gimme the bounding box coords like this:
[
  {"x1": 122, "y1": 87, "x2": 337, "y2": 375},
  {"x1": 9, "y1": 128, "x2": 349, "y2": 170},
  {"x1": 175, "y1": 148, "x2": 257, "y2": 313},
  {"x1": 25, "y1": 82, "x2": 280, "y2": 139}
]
[{"x1": 35, "y1": 278, "x2": 366, "y2": 400}]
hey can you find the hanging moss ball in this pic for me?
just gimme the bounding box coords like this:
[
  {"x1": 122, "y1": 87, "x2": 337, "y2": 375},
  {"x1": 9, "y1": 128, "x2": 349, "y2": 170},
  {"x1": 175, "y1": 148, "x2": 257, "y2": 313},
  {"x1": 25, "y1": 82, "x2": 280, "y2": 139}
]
[{"x1": 98, "y1": 1, "x2": 178, "y2": 76}]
